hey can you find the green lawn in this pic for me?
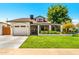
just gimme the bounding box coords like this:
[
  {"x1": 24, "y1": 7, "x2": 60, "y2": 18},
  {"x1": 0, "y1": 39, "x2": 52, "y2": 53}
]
[{"x1": 20, "y1": 36, "x2": 79, "y2": 48}]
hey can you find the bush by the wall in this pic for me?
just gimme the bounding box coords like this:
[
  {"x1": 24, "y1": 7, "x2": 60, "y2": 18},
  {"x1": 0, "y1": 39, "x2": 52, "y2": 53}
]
[
  {"x1": 40, "y1": 30, "x2": 60, "y2": 34},
  {"x1": 72, "y1": 34, "x2": 79, "y2": 37}
]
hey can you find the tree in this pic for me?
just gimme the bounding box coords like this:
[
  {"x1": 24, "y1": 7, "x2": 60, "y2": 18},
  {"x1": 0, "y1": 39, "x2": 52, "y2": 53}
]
[
  {"x1": 62, "y1": 22, "x2": 77, "y2": 34},
  {"x1": 63, "y1": 23, "x2": 75, "y2": 29},
  {"x1": 47, "y1": 4, "x2": 71, "y2": 24},
  {"x1": 76, "y1": 23, "x2": 79, "y2": 33},
  {"x1": 76, "y1": 23, "x2": 79, "y2": 27}
]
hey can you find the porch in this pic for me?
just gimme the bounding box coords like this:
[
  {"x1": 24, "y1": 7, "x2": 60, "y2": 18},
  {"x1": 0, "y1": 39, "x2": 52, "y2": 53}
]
[{"x1": 30, "y1": 23, "x2": 62, "y2": 35}]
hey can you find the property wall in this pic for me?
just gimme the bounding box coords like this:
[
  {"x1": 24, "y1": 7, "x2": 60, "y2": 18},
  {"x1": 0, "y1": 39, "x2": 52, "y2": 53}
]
[{"x1": 10, "y1": 22, "x2": 30, "y2": 36}]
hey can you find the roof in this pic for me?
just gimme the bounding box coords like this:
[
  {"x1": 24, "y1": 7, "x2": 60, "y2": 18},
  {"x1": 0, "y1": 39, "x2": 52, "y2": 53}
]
[
  {"x1": 35, "y1": 16, "x2": 45, "y2": 19},
  {"x1": 31, "y1": 22, "x2": 61, "y2": 25},
  {"x1": 0, "y1": 22, "x2": 4, "y2": 24},
  {"x1": 7, "y1": 18, "x2": 37, "y2": 23},
  {"x1": 7, "y1": 18, "x2": 48, "y2": 23},
  {"x1": 0, "y1": 22, "x2": 8, "y2": 24},
  {"x1": 0, "y1": 22, "x2": 11, "y2": 26}
]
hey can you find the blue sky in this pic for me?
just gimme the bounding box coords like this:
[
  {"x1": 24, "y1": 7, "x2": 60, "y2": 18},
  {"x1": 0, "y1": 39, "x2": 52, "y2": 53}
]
[{"x1": 0, "y1": 3, "x2": 79, "y2": 24}]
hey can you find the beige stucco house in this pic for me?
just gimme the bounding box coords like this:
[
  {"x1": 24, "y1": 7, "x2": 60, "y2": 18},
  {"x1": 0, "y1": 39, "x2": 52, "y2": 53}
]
[
  {"x1": 0, "y1": 15, "x2": 61, "y2": 36},
  {"x1": 0, "y1": 22, "x2": 11, "y2": 35}
]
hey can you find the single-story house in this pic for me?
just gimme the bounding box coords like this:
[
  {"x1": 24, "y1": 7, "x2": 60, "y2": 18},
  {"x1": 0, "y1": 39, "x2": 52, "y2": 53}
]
[
  {"x1": 0, "y1": 15, "x2": 62, "y2": 36},
  {"x1": 0, "y1": 22, "x2": 11, "y2": 35}
]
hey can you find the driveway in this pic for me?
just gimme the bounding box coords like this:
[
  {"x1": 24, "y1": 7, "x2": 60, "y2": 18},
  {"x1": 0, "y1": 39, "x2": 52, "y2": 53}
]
[{"x1": 0, "y1": 36, "x2": 28, "y2": 48}]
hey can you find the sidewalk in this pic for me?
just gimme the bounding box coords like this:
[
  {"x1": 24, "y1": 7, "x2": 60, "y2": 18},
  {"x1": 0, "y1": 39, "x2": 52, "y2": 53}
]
[{"x1": 0, "y1": 49, "x2": 79, "y2": 55}]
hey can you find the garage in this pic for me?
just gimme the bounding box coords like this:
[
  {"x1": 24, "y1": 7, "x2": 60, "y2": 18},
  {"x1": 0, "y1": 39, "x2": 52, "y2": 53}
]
[
  {"x1": 0, "y1": 22, "x2": 11, "y2": 35},
  {"x1": 7, "y1": 18, "x2": 32, "y2": 36},
  {"x1": 2, "y1": 26, "x2": 11, "y2": 35},
  {"x1": 0, "y1": 23, "x2": 3, "y2": 35},
  {"x1": 12, "y1": 22, "x2": 30, "y2": 36}
]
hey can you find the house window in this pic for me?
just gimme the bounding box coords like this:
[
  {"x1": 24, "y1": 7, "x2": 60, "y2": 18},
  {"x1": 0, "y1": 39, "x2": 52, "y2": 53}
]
[
  {"x1": 15, "y1": 26, "x2": 19, "y2": 27},
  {"x1": 40, "y1": 25, "x2": 49, "y2": 31},
  {"x1": 38, "y1": 19, "x2": 43, "y2": 22},
  {"x1": 21, "y1": 25, "x2": 26, "y2": 27},
  {"x1": 36, "y1": 18, "x2": 44, "y2": 22}
]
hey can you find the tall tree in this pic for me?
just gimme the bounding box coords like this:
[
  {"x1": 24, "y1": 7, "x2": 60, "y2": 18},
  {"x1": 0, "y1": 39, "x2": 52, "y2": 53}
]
[{"x1": 48, "y1": 4, "x2": 71, "y2": 24}]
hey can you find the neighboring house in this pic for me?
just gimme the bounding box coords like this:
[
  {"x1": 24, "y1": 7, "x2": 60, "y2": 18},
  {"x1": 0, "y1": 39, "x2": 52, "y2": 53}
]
[
  {"x1": 0, "y1": 22, "x2": 11, "y2": 35},
  {"x1": 76, "y1": 23, "x2": 79, "y2": 33},
  {"x1": 0, "y1": 15, "x2": 61, "y2": 36}
]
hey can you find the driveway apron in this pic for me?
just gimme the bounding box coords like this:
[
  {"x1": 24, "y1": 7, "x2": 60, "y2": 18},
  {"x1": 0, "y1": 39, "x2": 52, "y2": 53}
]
[{"x1": 0, "y1": 36, "x2": 27, "y2": 48}]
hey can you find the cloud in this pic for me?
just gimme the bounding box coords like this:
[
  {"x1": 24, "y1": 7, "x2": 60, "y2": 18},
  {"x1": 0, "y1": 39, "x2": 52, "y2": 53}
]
[
  {"x1": 0, "y1": 18, "x2": 8, "y2": 22},
  {"x1": 72, "y1": 19, "x2": 79, "y2": 24}
]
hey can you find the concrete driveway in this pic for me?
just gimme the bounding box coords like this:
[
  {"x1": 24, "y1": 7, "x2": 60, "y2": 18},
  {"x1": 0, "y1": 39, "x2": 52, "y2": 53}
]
[{"x1": 0, "y1": 36, "x2": 28, "y2": 48}]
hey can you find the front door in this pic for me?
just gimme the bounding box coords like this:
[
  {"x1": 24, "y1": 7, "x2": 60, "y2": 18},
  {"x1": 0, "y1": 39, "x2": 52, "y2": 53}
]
[
  {"x1": 2, "y1": 26, "x2": 11, "y2": 35},
  {"x1": 30, "y1": 25, "x2": 38, "y2": 35}
]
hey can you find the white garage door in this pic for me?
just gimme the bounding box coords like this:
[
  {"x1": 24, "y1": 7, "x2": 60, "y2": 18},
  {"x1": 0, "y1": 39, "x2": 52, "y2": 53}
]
[{"x1": 13, "y1": 25, "x2": 28, "y2": 36}]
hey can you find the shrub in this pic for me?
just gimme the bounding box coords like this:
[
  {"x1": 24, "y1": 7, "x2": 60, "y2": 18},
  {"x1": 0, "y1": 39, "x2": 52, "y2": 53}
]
[
  {"x1": 40, "y1": 31, "x2": 44, "y2": 34},
  {"x1": 62, "y1": 23, "x2": 77, "y2": 34},
  {"x1": 50, "y1": 31, "x2": 60, "y2": 34},
  {"x1": 44, "y1": 31, "x2": 49, "y2": 34},
  {"x1": 48, "y1": 30, "x2": 53, "y2": 34},
  {"x1": 40, "y1": 30, "x2": 60, "y2": 34},
  {"x1": 72, "y1": 34, "x2": 79, "y2": 37},
  {"x1": 40, "y1": 31, "x2": 48, "y2": 34},
  {"x1": 72, "y1": 28, "x2": 78, "y2": 33},
  {"x1": 63, "y1": 28, "x2": 78, "y2": 34}
]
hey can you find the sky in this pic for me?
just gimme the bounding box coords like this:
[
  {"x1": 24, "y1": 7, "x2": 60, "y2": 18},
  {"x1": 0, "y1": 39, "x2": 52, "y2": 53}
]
[{"x1": 0, "y1": 3, "x2": 79, "y2": 24}]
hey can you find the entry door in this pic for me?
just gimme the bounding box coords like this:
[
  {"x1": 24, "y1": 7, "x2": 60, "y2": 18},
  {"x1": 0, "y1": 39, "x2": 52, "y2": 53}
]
[
  {"x1": 2, "y1": 26, "x2": 11, "y2": 35},
  {"x1": 30, "y1": 25, "x2": 38, "y2": 35}
]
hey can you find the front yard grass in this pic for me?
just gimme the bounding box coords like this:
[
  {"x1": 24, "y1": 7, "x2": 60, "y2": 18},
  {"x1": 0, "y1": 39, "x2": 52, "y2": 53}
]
[{"x1": 20, "y1": 36, "x2": 79, "y2": 48}]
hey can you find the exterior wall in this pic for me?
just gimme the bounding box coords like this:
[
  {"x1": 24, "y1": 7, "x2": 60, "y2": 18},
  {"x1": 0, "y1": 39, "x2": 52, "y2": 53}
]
[
  {"x1": 0, "y1": 23, "x2": 8, "y2": 35},
  {"x1": 30, "y1": 25, "x2": 38, "y2": 35},
  {"x1": 0, "y1": 24, "x2": 2, "y2": 35},
  {"x1": 2, "y1": 25, "x2": 11, "y2": 35},
  {"x1": 10, "y1": 22, "x2": 30, "y2": 36}
]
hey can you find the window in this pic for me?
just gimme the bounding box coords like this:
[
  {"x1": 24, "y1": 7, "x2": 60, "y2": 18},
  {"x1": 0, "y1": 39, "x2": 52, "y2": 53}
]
[
  {"x1": 40, "y1": 25, "x2": 49, "y2": 31},
  {"x1": 15, "y1": 26, "x2": 19, "y2": 27},
  {"x1": 38, "y1": 19, "x2": 43, "y2": 22},
  {"x1": 36, "y1": 18, "x2": 44, "y2": 22},
  {"x1": 21, "y1": 25, "x2": 26, "y2": 27}
]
